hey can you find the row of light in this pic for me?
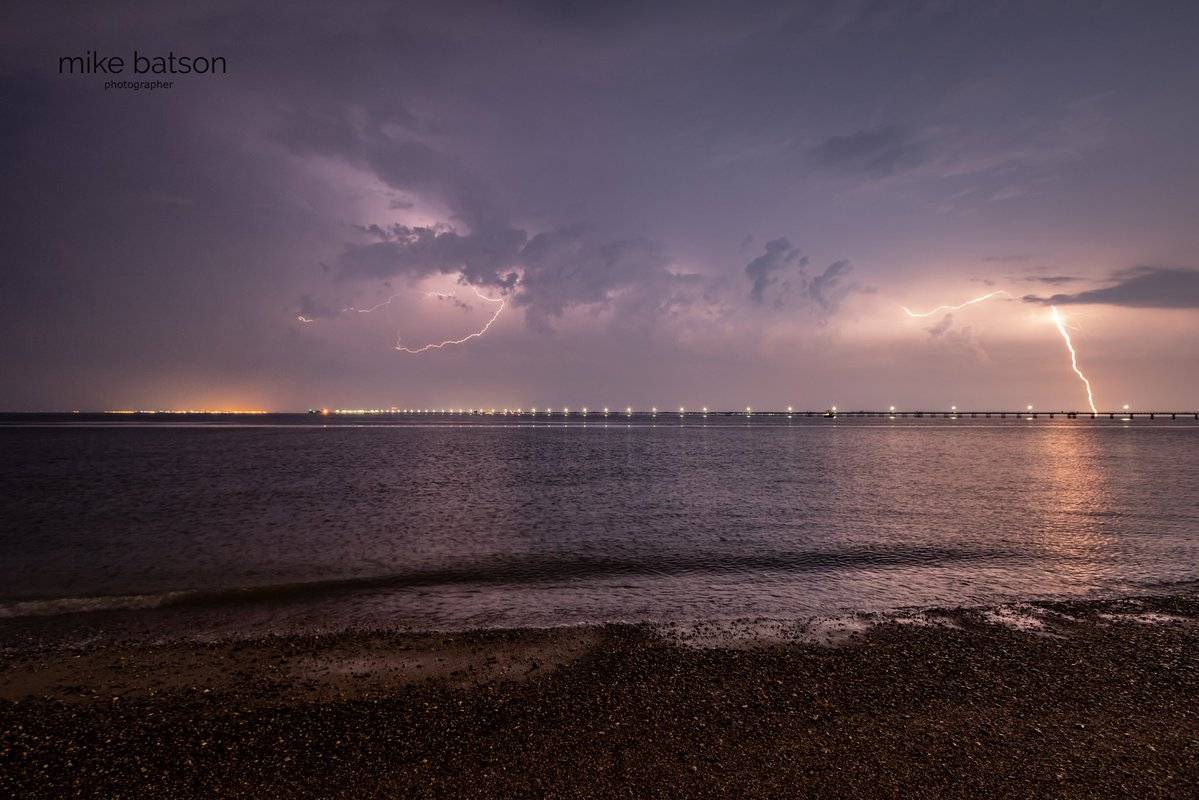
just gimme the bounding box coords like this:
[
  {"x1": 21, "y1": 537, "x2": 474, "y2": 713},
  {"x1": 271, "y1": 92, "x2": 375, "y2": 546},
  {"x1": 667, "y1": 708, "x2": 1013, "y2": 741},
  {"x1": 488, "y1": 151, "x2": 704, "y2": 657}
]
[
  {"x1": 319, "y1": 403, "x2": 1135, "y2": 416},
  {"x1": 327, "y1": 406, "x2": 813, "y2": 415}
]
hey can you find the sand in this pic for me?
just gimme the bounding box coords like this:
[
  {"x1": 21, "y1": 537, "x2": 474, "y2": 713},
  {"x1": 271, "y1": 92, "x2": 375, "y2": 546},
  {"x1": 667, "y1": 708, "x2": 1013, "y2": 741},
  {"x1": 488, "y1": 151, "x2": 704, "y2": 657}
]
[{"x1": 2, "y1": 593, "x2": 1198, "y2": 798}]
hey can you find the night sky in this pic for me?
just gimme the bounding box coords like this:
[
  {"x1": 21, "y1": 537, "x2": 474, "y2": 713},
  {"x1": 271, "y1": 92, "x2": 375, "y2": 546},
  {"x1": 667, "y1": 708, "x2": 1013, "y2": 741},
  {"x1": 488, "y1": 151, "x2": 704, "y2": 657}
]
[{"x1": 3, "y1": 1, "x2": 1198, "y2": 411}]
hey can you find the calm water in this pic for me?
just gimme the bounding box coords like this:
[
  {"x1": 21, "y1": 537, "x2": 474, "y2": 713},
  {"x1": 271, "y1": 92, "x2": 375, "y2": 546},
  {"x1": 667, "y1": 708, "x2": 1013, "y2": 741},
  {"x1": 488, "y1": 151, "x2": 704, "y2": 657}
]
[{"x1": 2, "y1": 413, "x2": 1198, "y2": 640}]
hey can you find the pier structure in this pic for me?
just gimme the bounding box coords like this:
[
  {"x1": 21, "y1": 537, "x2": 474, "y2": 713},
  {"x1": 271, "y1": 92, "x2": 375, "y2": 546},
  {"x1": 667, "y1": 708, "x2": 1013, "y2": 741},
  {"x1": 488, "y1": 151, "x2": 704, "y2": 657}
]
[{"x1": 331, "y1": 408, "x2": 1199, "y2": 420}]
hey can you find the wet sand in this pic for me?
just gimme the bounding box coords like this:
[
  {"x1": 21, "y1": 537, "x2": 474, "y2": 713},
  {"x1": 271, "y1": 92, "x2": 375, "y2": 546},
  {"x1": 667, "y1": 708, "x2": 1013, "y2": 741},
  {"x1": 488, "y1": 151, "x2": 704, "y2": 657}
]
[{"x1": 2, "y1": 594, "x2": 1198, "y2": 798}]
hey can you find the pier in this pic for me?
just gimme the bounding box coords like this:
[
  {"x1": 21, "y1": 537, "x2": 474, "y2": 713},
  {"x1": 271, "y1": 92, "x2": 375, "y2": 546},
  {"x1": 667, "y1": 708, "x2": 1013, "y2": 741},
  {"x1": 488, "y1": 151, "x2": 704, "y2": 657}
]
[{"x1": 313, "y1": 408, "x2": 1199, "y2": 420}]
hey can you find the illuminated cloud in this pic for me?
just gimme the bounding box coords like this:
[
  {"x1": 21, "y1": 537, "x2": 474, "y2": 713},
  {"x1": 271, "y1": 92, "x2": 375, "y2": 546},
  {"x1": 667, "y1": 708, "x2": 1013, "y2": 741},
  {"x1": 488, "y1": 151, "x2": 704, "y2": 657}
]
[{"x1": 337, "y1": 224, "x2": 524, "y2": 289}]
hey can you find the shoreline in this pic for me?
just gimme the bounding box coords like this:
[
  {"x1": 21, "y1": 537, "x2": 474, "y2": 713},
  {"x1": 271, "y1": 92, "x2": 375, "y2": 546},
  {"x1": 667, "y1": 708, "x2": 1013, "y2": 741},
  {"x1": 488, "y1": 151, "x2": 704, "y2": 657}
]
[{"x1": 3, "y1": 592, "x2": 1199, "y2": 797}]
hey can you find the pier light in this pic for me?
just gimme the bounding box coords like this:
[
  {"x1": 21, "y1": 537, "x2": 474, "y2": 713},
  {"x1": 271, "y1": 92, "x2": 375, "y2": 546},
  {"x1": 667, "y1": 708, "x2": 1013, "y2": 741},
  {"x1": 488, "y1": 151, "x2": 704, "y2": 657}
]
[
  {"x1": 889, "y1": 406, "x2": 895, "y2": 412},
  {"x1": 746, "y1": 406, "x2": 751, "y2": 414},
  {"x1": 1123, "y1": 404, "x2": 1130, "y2": 410},
  {"x1": 702, "y1": 407, "x2": 708, "y2": 414},
  {"x1": 787, "y1": 406, "x2": 793, "y2": 413},
  {"x1": 1027, "y1": 405, "x2": 1033, "y2": 411},
  {"x1": 651, "y1": 407, "x2": 657, "y2": 415},
  {"x1": 563, "y1": 407, "x2": 569, "y2": 415},
  {"x1": 626, "y1": 407, "x2": 632, "y2": 415},
  {"x1": 582, "y1": 408, "x2": 588, "y2": 415},
  {"x1": 831, "y1": 406, "x2": 837, "y2": 412},
  {"x1": 603, "y1": 407, "x2": 609, "y2": 415},
  {"x1": 951, "y1": 405, "x2": 956, "y2": 411}
]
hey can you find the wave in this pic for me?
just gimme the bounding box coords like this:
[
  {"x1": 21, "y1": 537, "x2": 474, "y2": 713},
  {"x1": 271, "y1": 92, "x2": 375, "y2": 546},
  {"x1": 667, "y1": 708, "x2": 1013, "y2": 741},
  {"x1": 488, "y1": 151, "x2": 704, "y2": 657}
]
[
  {"x1": 0, "y1": 544, "x2": 1002, "y2": 619},
  {"x1": 0, "y1": 591, "x2": 195, "y2": 618}
]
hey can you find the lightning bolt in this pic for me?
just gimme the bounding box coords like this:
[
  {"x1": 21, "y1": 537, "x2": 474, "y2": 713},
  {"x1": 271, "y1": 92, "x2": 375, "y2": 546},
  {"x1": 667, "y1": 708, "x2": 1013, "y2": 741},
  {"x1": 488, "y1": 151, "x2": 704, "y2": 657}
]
[
  {"x1": 901, "y1": 290, "x2": 1009, "y2": 318},
  {"x1": 344, "y1": 293, "x2": 402, "y2": 314},
  {"x1": 395, "y1": 287, "x2": 505, "y2": 354},
  {"x1": 295, "y1": 293, "x2": 401, "y2": 323},
  {"x1": 1050, "y1": 305, "x2": 1098, "y2": 414}
]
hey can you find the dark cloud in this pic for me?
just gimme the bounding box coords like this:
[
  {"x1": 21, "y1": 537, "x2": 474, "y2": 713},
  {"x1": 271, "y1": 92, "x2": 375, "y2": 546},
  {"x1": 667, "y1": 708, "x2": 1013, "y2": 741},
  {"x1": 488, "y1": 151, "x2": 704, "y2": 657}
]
[
  {"x1": 515, "y1": 227, "x2": 676, "y2": 327},
  {"x1": 336, "y1": 224, "x2": 525, "y2": 289},
  {"x1": 274, "y1": 103, "x2": 513, "y2": 239},
  {"x1": 811, "y1": 125, "x2": 927, "y2": 178},
  {"x1": 745, "y1": 238, "x2": 804, "y2": 303},
  {"x1": 805, "y1": 259, "x2": 872, "y2": 314},
  {"x1": 329, "y1": 221, "x2": 692, "y2": 329},
  {"x1": 926, "y1": 313, "x2": 954, "y2": 336},
  {"x1": 1022, "y1": 275, "x2": 1081, "y2": 286},
  {"x1": 1022, "y1": 266, "x2": 1199, "y2": 308},
  {"x1": 982, "y1": 254, "x2": 1035, "y2": 263},
  {"x1": 431, "y1": 293, "x2": 474, "y2": 312},
  {"x1": 743, "y1": 241, "x2": 872, "y2": 314}
]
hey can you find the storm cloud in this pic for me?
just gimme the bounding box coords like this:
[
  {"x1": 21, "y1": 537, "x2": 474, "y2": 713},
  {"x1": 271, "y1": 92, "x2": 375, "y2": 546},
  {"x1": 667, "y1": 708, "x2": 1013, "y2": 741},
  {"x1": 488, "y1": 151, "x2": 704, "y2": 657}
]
[
  {"x1": 1023, "y1": 267, "x2": 1199, "y2": 309},
  {"x1": 805, "y1": 260, "x2": 872, "y2": 314},
  {"x1": 337, "y1": 224, "x2": 525, "y2": 289},
  {"x1": 2, "y1": 1, "x2": 1198, "y2": 409},
  {"x1": 745, "y1": 238, "x2": 804, "y2": 303},
  {"x1": 811, "y1": 125, "x2": 928, "y2": 178}
]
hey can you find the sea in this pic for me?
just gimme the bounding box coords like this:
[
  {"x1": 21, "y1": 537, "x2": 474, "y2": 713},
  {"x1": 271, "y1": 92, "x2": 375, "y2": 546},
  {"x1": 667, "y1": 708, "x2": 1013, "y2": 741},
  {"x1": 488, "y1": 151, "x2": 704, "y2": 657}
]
[{"x1": 2, "y1": 412, "x2": 1198, "y2": 644}]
